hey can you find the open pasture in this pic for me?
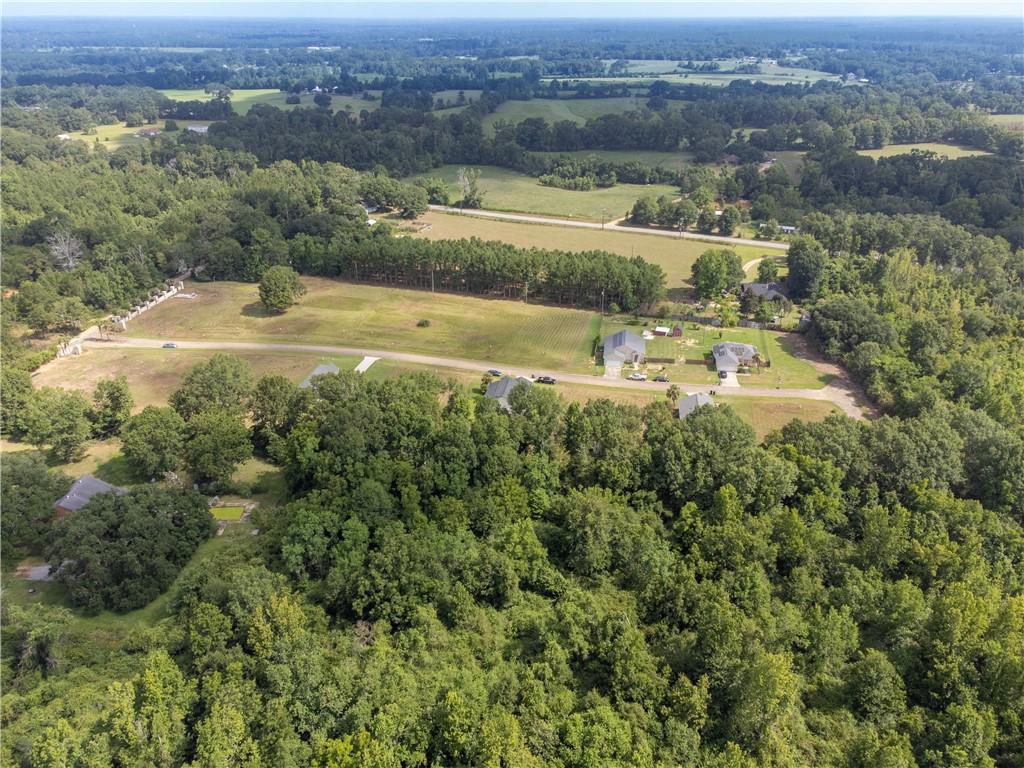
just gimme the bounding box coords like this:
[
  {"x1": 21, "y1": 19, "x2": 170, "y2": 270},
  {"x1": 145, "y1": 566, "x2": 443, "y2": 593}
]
[
  {"x1": 856, "y1": 143, "x2": 991, "y2": 159},
  {"x1": 408, "y1": 164, "x2": 679, "y2": 221},
  {"x1": 158, "y1": 88, "x2": 382, "y2": 115}
]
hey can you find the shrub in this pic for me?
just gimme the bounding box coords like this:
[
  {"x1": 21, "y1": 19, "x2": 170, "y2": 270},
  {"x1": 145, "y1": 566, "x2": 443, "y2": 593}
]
[{"x1": 417, "y1": 319, "x2": 431, "y2": 327}]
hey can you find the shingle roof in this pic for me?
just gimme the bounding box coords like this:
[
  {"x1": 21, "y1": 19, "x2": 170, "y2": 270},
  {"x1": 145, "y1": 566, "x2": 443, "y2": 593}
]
[
  {"x1": 54, "y1": 475, "x2": 126, "y2": 512},
  {"x1": 300, "y1": 363, "x2": 341, "y2": 388},
  {"x1": 677, "y1": 393, "x2": 715, "y2": 419},
  {"x1": 485, "y1": 375, "x2": 532, "y2": 410},
  {"x1": 742, "y1": 282, "x2": 787, "y2": 301},
  {"x1": 603, "y1": 330, "x2": 646, "y2": 364},
  {"x1": 712, "y1": 342, "x2": 759, "y2": 372}
]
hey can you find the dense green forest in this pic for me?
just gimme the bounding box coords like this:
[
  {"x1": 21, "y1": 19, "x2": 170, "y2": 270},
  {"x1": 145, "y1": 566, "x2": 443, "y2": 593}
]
[{"x1": 2, "y1": 15, "x2": 1023, "y2": 768}]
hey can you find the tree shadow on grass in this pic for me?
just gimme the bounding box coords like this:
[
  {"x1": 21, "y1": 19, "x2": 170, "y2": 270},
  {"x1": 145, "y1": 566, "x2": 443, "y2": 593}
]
[
  {"x1": 94, "y1": 454, "x2": 144, "y2": 486},
  {"x1": 241, "y1": 301, "x2": 276, "y2": 318}
]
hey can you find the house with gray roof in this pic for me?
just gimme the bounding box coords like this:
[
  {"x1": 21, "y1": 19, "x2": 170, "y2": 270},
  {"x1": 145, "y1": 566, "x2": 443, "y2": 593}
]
[
  {"x1": 54, "y1": 475, "x2": 126, "y2": 518},
  {"x1": 712, "y1": 342, "x2": 759, "y2": 373},
  {"x1": 677, "y1": 393, "x2": 716, "y2": 419},
  {"x1": 300, "y1": 362, "x2": 341, "y2": 388},
  {"x1": 602, "y1": 330, "x2": 646, "y2": 366},
  {"x1": 485, "y1": 375, "x2": 532, "y2": 411},
  {"x1": 741, "y1": 282, "x2": 787, "y2": 302}
]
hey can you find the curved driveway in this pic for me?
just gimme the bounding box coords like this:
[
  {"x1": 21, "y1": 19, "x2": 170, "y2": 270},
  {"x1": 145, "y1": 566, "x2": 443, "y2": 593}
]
[
  {"x1": 427, "y1": 206, "x2": 790, "y2": 251},
  {"x1": 84, "y1": 335, "x2": 867, "y2": 419}
]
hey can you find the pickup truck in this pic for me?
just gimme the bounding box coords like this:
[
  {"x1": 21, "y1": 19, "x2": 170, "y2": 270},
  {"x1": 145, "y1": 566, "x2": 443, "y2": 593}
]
[{"x1": 627, "y1": 373, "x2": 648, "y2": 381}]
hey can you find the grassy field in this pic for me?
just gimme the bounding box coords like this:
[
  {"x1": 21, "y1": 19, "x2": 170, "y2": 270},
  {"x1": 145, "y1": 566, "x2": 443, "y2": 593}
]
[
  {"x1": 768, "y1": 150, "x2": 807, "y2": 181},
  {"x1": 856, "y1": 143, "x2": 991, "y2": 159},
  {"x1": 33, "y1": 347, "x2": 364, "y2": 410},
  {"x1": 544, "y1": 63, "x2": 839, "y2": 88},
  {"x1": 409, "y1": 165, "x2": 679, "y2": 221},
  {"x1": 409, "y1": 210, "x2": 770, "y2": 296},
  {"x1": 599, "y1": 318, "x2": 831, "y2": 389},
  {"x1": 482, "y1": 97, "x2": 656, "y2": 132},
  {"x1": 720, "y1": 396, "x2": 839, "y2": 438},
  {"x1": 212, "y1": 506, "x2": 245, "y2": 521},
  {"x1": 158, "y1": 88, "x2": 381, "y2": 115},
  {"x1": 65, "y1": 120, "x2": 215, "y2": 150},
  {"x1": 530, "y1": 148, "x2": 697, "y2": 171},
  {"x1": 125, "y1": 279, "x2": 599, "y2": 371},
  {"x1": 988, "y1": 113, "x2": 1024, "y2": 132}
]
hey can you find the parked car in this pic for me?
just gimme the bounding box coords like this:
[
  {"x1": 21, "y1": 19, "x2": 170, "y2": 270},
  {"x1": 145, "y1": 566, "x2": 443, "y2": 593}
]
[
  {"x1": 627, "y1": 373, "x2": 648, "y2": 381},
  {"x1": 162, "y1": 342, "x2": 178, "y2": 348},
  {"x1": 536, "y1": 375, "x2": 556, "y2": 385},
  {"x1": 718, "y1": 370, "x2": 729, "y2": 379},
  {"x1": 486, "y1": 369, "x2": 503, "y2": 377},
  {"x1": 653, "y1": 374, "x2": 669, "y2": 382}
]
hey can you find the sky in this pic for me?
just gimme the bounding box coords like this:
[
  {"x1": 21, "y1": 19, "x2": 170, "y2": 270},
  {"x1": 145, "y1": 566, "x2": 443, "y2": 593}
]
[{"x1": 5, "y1": 0, "x2": 1023, "y2": 18}]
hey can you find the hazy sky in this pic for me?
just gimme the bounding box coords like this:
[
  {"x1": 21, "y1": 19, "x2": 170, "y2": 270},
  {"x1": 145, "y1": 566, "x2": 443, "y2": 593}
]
[{"x1": 6, "y1": 0, "x2": 1023, "y2": 18}]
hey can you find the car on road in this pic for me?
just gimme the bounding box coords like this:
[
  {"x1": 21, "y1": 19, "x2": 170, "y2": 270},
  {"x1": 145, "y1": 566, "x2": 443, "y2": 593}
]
[
  {"x1": 536, "y1": 375, "x2": 556, "y2": 385},
  {"x1": 487, "y1": 369, "x2": 503, "y2": 377},
  {"x1": 162, "y1": 342, "x2": 178, "y2": 348},
  {"x1": 627, "y1": 373, "x2": 648, "y2": 381},
  {"x1": 653, "y1": 374, "x2": 669, "y2": 382}
]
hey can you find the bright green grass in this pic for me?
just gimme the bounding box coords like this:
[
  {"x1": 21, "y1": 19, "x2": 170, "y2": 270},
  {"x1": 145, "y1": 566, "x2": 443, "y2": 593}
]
[
  {"x1": 158, "y1": 88, "x2": 382, "y2": 115},
  {"x1": 212, "y1": 506, "x2": 245, "y2": 521},
  {"x1": 529, "y1": 149, "x2": 697, "y2": 171},
  {"x1": 598, "y1": 318, "x2": 830, "y2": 388},
  {"x1": 482, "y1": 97, "x2": 655, "y2": 133},
  {"x1": 856, "y1": 143, "x2": 991, "y2": 159},
  {"x1": 126, "y1": 278, "x2": 599, "y2": 372},
  {"x1": 409, "y1": 164, "x2": 679, "y2": 221}
]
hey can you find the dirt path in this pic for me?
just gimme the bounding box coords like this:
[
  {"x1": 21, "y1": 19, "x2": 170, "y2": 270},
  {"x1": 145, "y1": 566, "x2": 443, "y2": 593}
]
[
  {"x1": 428, "y1": 206, "x2": 790, "y2": 251},
  {"x1": 83, "y1": 335, "x2": 868, "y2": 418}
]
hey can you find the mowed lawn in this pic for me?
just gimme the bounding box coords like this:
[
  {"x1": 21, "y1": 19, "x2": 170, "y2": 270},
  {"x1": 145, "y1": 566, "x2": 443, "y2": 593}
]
[
  {"x1": 598, "y1": 319, "x2": 831, "y2": 389},
  {"x1": 158, "y1": 88, "x2": 381, "y2": 115},
  {"x1": 856, "y1": 143, "x2": 991, "y2": 159},
  {"x1": 409, "y1": 210, "x2": 770, "y2": 295},
  {"x1": 32, "y1": 347, "x2": 365, "y2": 410},
  {"x1": 719, "y1": 396, "x2": 840, "y2": 438},
  {"x1": 125, "y1": 279, "x2": 599, "y2": 370},
  {"x1": 409, "y1": 165, "x2": 679, "y2": 221}
]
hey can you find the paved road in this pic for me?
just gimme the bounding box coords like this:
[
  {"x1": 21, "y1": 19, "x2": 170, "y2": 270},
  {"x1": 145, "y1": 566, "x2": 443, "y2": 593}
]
[
  {"x1": 428, "y1": 206, "x2": 791, "y2": 251},
  {"x1": 83, "y1": 335, "x2": 867, "y2": 418}
]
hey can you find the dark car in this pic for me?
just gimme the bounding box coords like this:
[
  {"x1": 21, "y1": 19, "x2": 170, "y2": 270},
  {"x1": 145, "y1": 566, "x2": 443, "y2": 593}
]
[
  {"x1": 536, "y1": 375, "x2": 557, "y2": 385},
  {"x1": 653, "y1": 375, "x2": 669, "y2": 382},
  {"x1": 162, "y1": 342, "x2": 178, "y2": 349},
  {"x1": 487, "y1": 369, "x2": 503, "y2": 377},
  {"x1": 718, "y1": 370, "x2": 729, "y2": 379}
]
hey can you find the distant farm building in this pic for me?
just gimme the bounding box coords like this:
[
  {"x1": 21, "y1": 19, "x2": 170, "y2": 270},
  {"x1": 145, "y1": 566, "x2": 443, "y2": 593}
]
[
  {"x1": 300, "y1": 362, "x2": 341, "y2": 388},
  {"x1": 712, "y1": 342, "x2": 759, "y2": 373},
  {"x1": 186, "y1": 124, "x2": 209, "y2": 133},
  {"x1": 485, "y1": 375, "x2": 532, "y2": 411},
  {"x1": 53, "y1": 475, "x2": 126, "y2": 518},
  {"x1": 602, "y1": 330, "x2": 646, "y2": 365},
  {"x1": 678, "y1": 393, "x2": 716, "y2": 419}
]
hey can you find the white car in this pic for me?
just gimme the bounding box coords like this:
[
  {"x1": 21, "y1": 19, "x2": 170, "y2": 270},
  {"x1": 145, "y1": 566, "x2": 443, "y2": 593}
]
[{"x1": 627, "y1": 373, "x2": 648, "y2": 381}]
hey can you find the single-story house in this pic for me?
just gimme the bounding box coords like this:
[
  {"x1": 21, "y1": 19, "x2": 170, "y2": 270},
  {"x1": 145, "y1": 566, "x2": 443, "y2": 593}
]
[
  {"x1": 300, "y1": 362, "x2": 341, "y2": 388},
  {"x1": 741, "y1": 282, "x2": 787, "y2": 302},
  {"x1": 678, "y1": 392, "x2": 715, "y2": 419},
  {"x1": 712, "y1": 342, "x2": 759, "y2": 373},
  {"x1": 779, "y1": 225, "x2": 797, "y2": 235},
  {"x1": 602, "y1": 330, "x2": 646, "y2": 365},
  {"x1": 54, "y1": 475, "x2": 126, "y2": 518},
  {"x1": 485, "y1": 375, "x2": 532, "y2": 411}
]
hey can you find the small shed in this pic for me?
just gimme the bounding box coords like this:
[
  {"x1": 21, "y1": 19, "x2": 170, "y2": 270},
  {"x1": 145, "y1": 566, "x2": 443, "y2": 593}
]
[
  {"x1": 671, "y1": 325, "x2": 683, "y2": 337},
  {"x1": 653, "y1": 326, "x2": 671, "y2": 336}
]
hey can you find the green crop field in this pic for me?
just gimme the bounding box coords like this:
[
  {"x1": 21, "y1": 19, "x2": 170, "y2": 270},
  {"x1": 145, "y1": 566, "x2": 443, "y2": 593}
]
[
  {"x1": 158, "y1": 88, "x2": 382, "y2": 115},
  {"x1": 529, "y1": 149, "x2": 697, "y2": 171},
  {"x1": 408, "y1": 165, "x2": 679, "y2": 221},
  {"x1": 481, "y1": 97, "x2": 657, "y2": 133},
  {"x1": 125, "y1": 279, "x2": 599, "y2": 371},
  {"x1": 409, "y1": 211, "x2": 770, "y2": 297},
  {"x1": 856, "y1": 143, "x2": 991, "y2": 159},
  {"x1": 598, "y1": 318, "x2": 831, "y2": 389}
]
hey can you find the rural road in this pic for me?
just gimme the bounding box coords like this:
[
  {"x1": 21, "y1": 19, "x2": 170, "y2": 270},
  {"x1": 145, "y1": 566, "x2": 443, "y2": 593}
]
[
  {"x1": 83, "y1": 335, "x2": 867, "y2": 418},
  {"x1": 428, "y1": 206, "x2": 791, "y2": 251}
]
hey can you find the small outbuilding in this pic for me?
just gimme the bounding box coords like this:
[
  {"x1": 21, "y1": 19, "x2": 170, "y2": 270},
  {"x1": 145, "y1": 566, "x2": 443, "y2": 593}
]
[
  {"x1": 602, "y1": 330, "x2": 647, "y2": 365},
  {"x1": 485, "y1": 375, "x2": 532, "y2": 411},
  {"x1": 300, "y1": 362, "x2": 341, "y2": 388},
  {"x1": 677, "y1": 393, "x2": 715, "y2": 419},
  {"x1": 53, "y1": 475, "x2": 126, "y2": 518}
]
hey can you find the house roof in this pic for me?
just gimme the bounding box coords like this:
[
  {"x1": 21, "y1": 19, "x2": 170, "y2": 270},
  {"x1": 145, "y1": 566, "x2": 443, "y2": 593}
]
[
  {"x1": 485, "y1": 375, "x2": 532, "y2": 409},
  {"x1": 678, "y1": 393, "x2": 715, "y2": 419},
  {"x1": 300, "y1": 362, "x2": 341, "y2": 388},
  {"x1": 712, "y1": 342, "x2": 759, "y2": 372},
  {"x1": 603, "y1": 330, "x2": 646, "y2": 363},
  {"x1": 54, "y1": 475, "x2": 126, "y2": 512},
  {"x1": 742, "y1": 282, "x2": 787, "y2": 301}
]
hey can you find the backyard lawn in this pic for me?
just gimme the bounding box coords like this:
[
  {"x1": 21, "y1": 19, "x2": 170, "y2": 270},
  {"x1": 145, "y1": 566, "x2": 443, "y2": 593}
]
[
  {"x1": 407, "y1": 164, "x2": 679, "y2": 221},
  {"x1": 125, "y1": 279, "x2": 599, "y2": 371},
  {"x1": 408, "y1": 210, "x2": 770, "y2": 297}
]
